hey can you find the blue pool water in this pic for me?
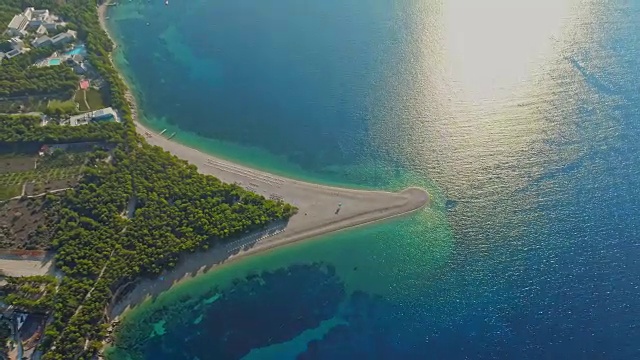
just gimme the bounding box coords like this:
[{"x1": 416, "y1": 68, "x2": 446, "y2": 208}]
[
  {"x1": 65, "y1": 44, "x2": 87, "y2": 56},
  {"x1": 105, "y1": 0, "x2": 640, "y2": 359},
  {"x1": 47, "y1": 58, "x2": 62, "y2": 66}
]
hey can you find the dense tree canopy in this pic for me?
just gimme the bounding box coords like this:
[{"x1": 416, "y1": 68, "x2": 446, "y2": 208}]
[
  {"x1": 1, "y1": 275, "x2": 57, "y2": 313},
  {"x1": 45, "y1": 99, "x2": 78, "y2": 116},
  {"x1": 0, "y1": 64, "x2": 79, "y2": 98},
  {"x1": 42, "y1": 143, "x2": 296, "y2": 359},
  {"x1": 0, "y1": 1, "x2": 297, "y2": 358},
  {"x1": 0, "y1": 114, "x2": 124, "y2": 151},
  {"x1": 0, "y1": 46, "x2": 79, "y2": 98}
]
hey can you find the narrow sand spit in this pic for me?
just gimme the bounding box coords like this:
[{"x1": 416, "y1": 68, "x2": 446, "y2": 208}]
[
  {"x1": 100, "y1": 4, "x2": 429, "y2": 318},
  {"x1": 138, "y1": 121, "x2": 429, "y2": 255},
  {"x1": 110, "y1": 122, "x2": 429, "y2": 318}
]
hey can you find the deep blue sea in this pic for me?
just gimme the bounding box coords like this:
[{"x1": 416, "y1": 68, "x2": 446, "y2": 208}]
[{"x1": 105, "y1": 0, "x2": 640, "y2": 359}]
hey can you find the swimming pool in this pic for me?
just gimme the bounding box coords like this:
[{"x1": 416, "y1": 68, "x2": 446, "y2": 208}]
[
  {"x1": 48, "y1": 58, "x2": 62, "y2": 66},
  {"x1": 65, "y1": 44, "x2": 87, "y2": 56}
]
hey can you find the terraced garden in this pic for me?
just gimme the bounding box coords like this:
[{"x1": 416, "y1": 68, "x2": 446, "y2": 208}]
[
  {"x1": 0, "y1": 166, "x2": 84, "y2": 200},
  {"x1": 0, "y1": 151, "x2": 89, "y2": 200}
]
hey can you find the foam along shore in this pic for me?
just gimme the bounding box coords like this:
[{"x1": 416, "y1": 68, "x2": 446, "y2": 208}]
[{"x1": 98, "y1": 4, "x2": 428, "y2": 317}]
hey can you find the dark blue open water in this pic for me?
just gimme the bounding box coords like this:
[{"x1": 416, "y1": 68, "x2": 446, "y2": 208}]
[{"x1": 105, "y1": 0, "x2": 640, "y2": 359}]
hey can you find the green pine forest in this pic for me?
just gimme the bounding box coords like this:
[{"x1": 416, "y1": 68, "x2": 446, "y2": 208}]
[{"x1": 0, "y1": 0, "x2": 297, "y2": 358}]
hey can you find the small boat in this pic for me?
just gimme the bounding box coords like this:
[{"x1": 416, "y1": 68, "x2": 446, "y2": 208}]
[
  {"x1": 159, "y1": 128, "x2": 167, "y2": 135},
  {"x1": 165, "y1": 0, "x2": 169, "y2": 5},
  {"x1": 167, "y1": 132, "x2": 176, "y2": 140}
]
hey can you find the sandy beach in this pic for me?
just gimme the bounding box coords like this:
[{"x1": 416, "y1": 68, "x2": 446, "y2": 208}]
[
  {"x1": 99, "y1": 4, "x2": 429, "y2": 318},
  {"x1": 112, "y1": 121, "x2": 429, "y2": 317}
]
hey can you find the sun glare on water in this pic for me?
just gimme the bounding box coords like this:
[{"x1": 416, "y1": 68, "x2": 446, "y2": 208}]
[
  {"x1": 379, "y1": 0, "x2": 594, "y2": 206},
  {"x1": 442, "y1": 0, "x2": 578, "y2": 104}
]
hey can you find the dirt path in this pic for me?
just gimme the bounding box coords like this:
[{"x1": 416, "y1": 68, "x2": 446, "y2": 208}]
[
  {"x1": 82, "y1": 89, "x2": 90, "y2": 111},
  {"x1": 7, "y1": 187, "x2": 71, "y2": 201}
]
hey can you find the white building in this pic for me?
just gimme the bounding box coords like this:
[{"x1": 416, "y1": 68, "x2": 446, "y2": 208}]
[
  {"x1": 68, "y1": 112, "x2": 92, "y2": 126},
  {"x1": 68, "y1": 107, "x2": 118, "y2": 126},
  {"x1": 30, "y1": 9, "x2": 50, "y2": 20},
  {"x1": 5, "y1": 7, "x2": 59, "y2": 37},
  {"x1": 6, "y1": 14, "x2": 29, "y2": 36},
  {"x1": 35, "y1": 24, "x2": 48, "y2": 35},
  {"x1": 23, "y1": 7, "x2": 34, "y2": 19},
  {"x1": 28, "y1": 9, "x2": 57, "y2": 31}
]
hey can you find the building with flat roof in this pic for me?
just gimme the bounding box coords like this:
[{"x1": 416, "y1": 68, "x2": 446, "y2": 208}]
[
  {"x1": 67, "y1": 107, "x2": 118, "y2": 126},
  {"x1": 5, "y1": 7, "x2": 60, "y2": 37},
  {"x1": 92, "y1": 107, "x2": 116, "y2": 121},
  {"x1": 31, "y1": 9, "x2": 50, "y2": 19},
  {"x1": 32, "y1": 35, "x2": 52, "y2": 48},
  {"x1": 29, "y1": 10, "x2": 56, "y2": 31},
  {"x1": 50, "y1": 30, "x2": 75, "y2": 46},
  {"x1": 6, "y1": 14, "x2": 29, "y2": 36},
  {"x1": 68, "y1": 112, "x2": 91, "y2": 127},
  {"x1": 5, "y1": 48, "x2": 23, "y2": 59},
  {"x1": 23, "y1": 7, "x2": 34, "y2": 19}
]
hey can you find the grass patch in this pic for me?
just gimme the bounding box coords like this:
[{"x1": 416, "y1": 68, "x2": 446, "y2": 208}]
[
  {"x1": 86, "y1": 88, "x2": 106, "y2": 110},
  {"x1": 74, "y1": 90, "x2": 90, "y2": 112},
  {"x1": 0, "y1": 184, "x2": 22, "y2": 200},
  {"x1": 0, "y1": 154, "x2": 36, "y2": 174},
  {"x1": 46, "y1": 99, "x2": 78, "y2": 116}
]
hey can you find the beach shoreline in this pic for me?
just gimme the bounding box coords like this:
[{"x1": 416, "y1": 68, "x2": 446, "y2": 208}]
[{"x1": 97, "y1": 3, "x2": 429, "y2": 320}]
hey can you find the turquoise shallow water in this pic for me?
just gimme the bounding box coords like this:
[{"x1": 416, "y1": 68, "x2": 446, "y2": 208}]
[
  {"x1": 106, "y1": 0, "x2": 640, "y2": 359},
  {"x1": 64, "y1": 44, "x2": 87, "y2": 56}
]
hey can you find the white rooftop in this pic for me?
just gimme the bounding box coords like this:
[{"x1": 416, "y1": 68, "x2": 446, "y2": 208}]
[
  {"x1": 7, "y1": 14, "x2": 27, "y2": 30},
  {"x1": 67, "y1": 107, "x2": 119, "y2": 126}
]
